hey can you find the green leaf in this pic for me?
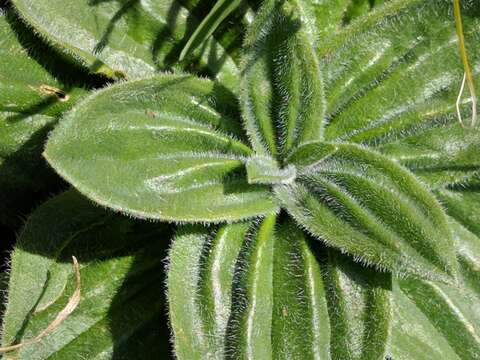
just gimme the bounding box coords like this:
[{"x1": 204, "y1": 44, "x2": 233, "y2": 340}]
[
  {"x1": 179, "y1": 0, "x2": 242, "y2": 61},
  {"x1": 436, "y1": 189, "x2": 480, "y2": 237},
  {"x1": 1, "y1": 190, "x2": 172, "y2": 359},
  {"x1": 390, "y1": 280, "x2": 460, "y2": 360},
  {"x1": 344, "y1": 0, "x2": 388, "y2": 24},
  {"x1": 168, "y1": 222, "x2": 250, "y2": 359},
  {"x1": 45, "y1": 74, "x2": 278, "y2": 222},
  {"x1": 306, "y1": 0, "x2": 350, "y2": 43},
  {"x1": 225, "y1": 215, "x2": 276, "y2": 359},
  {"x1": 179, "y1": 0, "x2": 374, "y2": 67},
  {"x1": 390, "y1": 218, "x2": 480, "y2": 359},
  {"x1": 320, "y1": 247, "x2": 391, "y2": 360},
  {"x1": 168, "y1": 215, "x2": 391, "y2": 359},
  {"x1": 241, "y1": 0, "x2": 325, "y2": 158},
  {"x1": 277, "y1": 141, "x2": 456, "y2": 281},
  {"x1": 245, "y1": 155, "x2": 296, "y2": 185},
  {"x1": 390, "y1": 187, "x2": 480, "y2": 358},
  {"x1": 0, "y1": 10, "x2": 88, "y2": 226},
  {"x1": 378, "y1": 124, "x2": 480, "y2": 188},
  {"x1": 10, "y1": 0, "x2": 240, "y2": 90},
  {"x1": 279, "y1": 0, "x2": 380, "y2": 42},
  {"x1": 184, "y1": 0, "x2": 374, "y2": 64},
  {"x1": 319, "y1": 0, "x2": 480, "y2": 186}
]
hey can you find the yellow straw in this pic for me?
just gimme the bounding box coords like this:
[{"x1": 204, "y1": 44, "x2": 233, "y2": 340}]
[
  {"x1": 0, "y1": 256, "x2": 81, "y2": 353},
  {"x1": 454, "y1": 0, "x2": 477, "y2": 127}
]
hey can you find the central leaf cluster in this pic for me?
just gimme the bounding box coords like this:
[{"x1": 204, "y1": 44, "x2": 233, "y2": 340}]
[
  {"x1": 246, "y1": 156, "x2": 296, "y2": 185},
  {"x1": 45, "y1": 0, "x2": 457, "y2": 284}
]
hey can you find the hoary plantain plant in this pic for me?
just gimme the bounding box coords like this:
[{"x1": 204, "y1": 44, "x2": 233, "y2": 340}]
[{"x1": 1, "y1": 0, "x2": 480, "y2": 359}]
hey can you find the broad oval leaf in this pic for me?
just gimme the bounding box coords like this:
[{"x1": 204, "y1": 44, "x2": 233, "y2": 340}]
[
  {"x1": 0, "y1": 10, "x2": 88, "y2": 227},
  {"x1": 241, "y1": 0, "x2": 325, "y2": 158},
  {"x1": 45, "y1": 74, "x2": 278, "y2": 222},
  {"x1": 10, "y1": 0, "x2": 240, "y2": 90},
  {"x1": 277, "y1": 141, "x2": 456, "y2": 281},
  {"x1": 319, "y1": 0, "x2": 480, "y2": 186},
  {"x1": 1, "y1": 190, "x2": 172, "y2": 359},
  {"x1": 168, "y1": 215, "x2": 391, "y2": 359}
]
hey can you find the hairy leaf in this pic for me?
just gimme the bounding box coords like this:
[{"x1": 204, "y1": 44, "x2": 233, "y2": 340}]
[
  {"x1": 268, "y1": 0, "x2": 384, "y2": 47},
  {"x1": 226, "y1": 215, "x2": 276, "y2": 359},
  {"x1": 344, "y1": 0, "x2": 388, "y2": 23},
  {"x1": 168, "y1": 215, "x2": 391, "y2": 359},
  {"x1": 1, "y1": 190, "x2": 172, "y2": 359},
  {"x1": 379, "y1": 124, "x2": 480, "y2": 188},
  {"x1": 0, "y1": 10, "x2": 88, "y2": 226},
  {"x1": 436, "y1": 189, "x2": 480, "y2": 237},
  {"x1": 245, "y1": 156, "x2": 296, "y2": 185},
  {"x1": 307, "y1": 0, "x2": 350, "y2": 43},
  {"x1": 320, "y1": 0, "x2": 480, "y2": 186},
  {"x1": 277, "y1": 142, "x2": 456, "y2": 281},
  {"x1": 45, "y1": 75, "x2": 278, "y2": 222},
  {"x1": 241, "y1": 0, "x2": 325, "y2": 158},
  {"x1": 390, "y1": 218, "x2": 480, "y2": 359},
  {"x1": 5, "y1": 0, "x2": 480, "y2": 359},
  {"x1": 390, "y1": 188, "x2": 480, "y2": 358},
  {"x1": 168, "y1": 222, "x2": 249, "y2": 359},
  {"x1": 10, "y1": 0, "x2": 240, "y2": 90}
]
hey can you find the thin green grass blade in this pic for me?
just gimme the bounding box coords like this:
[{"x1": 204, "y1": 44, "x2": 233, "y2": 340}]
[{"x1": 180, "y1": 0, "x2": 242, "y2": 61}]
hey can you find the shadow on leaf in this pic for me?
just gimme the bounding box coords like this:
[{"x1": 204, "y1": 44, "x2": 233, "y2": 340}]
[{"x1": 2, "y1": 191, "x2": 174, "y2": 358}]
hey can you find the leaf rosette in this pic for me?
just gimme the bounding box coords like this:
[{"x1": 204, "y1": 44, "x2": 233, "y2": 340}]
[{"x1": 33, "y1": 0, "x2": 480, "y2": 358}]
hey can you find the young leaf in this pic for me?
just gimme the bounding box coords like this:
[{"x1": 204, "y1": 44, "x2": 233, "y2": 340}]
[
  {"x1": 0, "y1": 10, "x2": 88, "y2": 227},
  {"x1": 45, "y1": 75, "x2": 278, "y2": 222},
  {"x1": 390, "y1": 218, "x2": 480, "y2": 359},
  {"x1": 10, "y1": 0, "x2": 239, "y2": 90},
  {"x1": 278, "y1": 142, "x2": 456, "y2": 281},
  {"x1": 168, "y1": 215, "x2": 391, "y2": 359},
  {"x1": 241, "y1": 0, "x2": 325, "y2": 158},
  {"x1": 245, "y1": 156, "x2": 296, "y2": 185},
  {"x1": 1, "y1": 190, "x2": 172, "y2": 359}
]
